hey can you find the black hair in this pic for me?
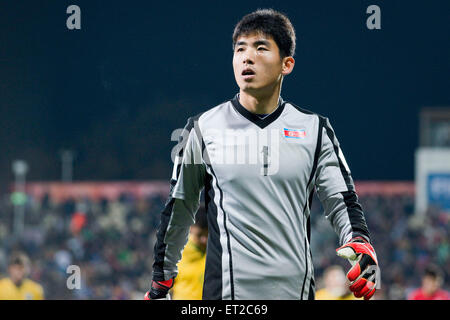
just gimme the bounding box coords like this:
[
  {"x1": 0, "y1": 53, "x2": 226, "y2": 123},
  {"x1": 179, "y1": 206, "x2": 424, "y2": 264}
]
[
  {"x1": 424, "y1": 265, "x2": 444, "y2": 280},
  {"x1": 8, "y1": 251, "x2": 30, "y2": 267},
  {"x1": 232, "y1": 9, "x2": 296, "y2": 58},
  {"x1": 194, "y1": 203, "x2": 208, "y2": 230}
]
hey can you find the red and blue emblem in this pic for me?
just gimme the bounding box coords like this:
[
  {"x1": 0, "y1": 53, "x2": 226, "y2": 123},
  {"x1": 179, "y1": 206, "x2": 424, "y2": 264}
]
[{"x1": 284, "y1": 128, "x2": 306, "y2": 139}]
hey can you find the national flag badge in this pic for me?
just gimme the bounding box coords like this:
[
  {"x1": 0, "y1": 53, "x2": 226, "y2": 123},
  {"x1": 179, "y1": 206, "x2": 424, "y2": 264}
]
[{"x1": 283, "y1": 128, "x2": 306, "y2": 139}]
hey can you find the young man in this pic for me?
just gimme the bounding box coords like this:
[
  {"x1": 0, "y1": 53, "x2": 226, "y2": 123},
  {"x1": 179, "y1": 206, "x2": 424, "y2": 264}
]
[
  {"x1": 146, "y1": 9, "x2": 379, "y2": 300},
  {"x1": 315, "y1": 265, "x2": 359, "y2": 300},
  {"x1": 0, "y1": 252, "x2": 44, "y2": 300},
  {"x1": 408, "y1": 265, "x2": 448, "y2": 300}
]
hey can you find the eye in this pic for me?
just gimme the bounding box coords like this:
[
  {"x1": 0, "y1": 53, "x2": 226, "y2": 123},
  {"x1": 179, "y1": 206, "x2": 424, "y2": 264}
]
[
  {"x1": 236, "y1": 47, "x2": 244, "y2": 52},
  {"x1": 257, "y1": 47, "x2": 268, "y2": 51}
]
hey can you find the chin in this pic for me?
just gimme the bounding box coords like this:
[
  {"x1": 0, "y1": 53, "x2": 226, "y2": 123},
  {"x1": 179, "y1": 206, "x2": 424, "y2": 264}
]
[
  {"x1": 240, "y1": 84, "x2": 260, "y2": 93},
  {"x1": 240, "y1": 80, "x2": 276, "y2": 94}
]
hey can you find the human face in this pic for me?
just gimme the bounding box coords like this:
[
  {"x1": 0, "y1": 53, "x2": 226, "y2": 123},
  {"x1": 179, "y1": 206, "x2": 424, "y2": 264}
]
[
  {"x1": 324, "y1": 268, "x2": 348, "y2": 296},
  {"x1": 190, "y1": 225, "x2": 208, "y2": 252},
  {"x1": 9, "y1": 264, "x2": 26, "y2": 285},
  {"x1": 422, "y1": 275, "x2": 440, "y2": 295},
  {"x1": 232, "y1": 32, "x2": 294, "y2": 97}
]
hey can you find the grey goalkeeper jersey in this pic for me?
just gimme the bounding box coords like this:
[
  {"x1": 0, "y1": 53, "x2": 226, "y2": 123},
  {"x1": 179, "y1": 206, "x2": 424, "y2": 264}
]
[{"x1": 152, "y1": 94, "x2": 371, "y2": 300}]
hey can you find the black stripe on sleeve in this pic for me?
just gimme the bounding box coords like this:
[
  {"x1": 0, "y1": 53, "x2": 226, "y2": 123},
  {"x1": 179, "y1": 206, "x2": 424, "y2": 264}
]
[
  {"x1": 321, "y1": 117, "x2": 371, "y2": 242},
  {"x1": 341, "y1": 191, "x2": 371, "y2": 241},
  {"x1": 151, "y1": 113, "x2": 203, "y2": 281},
  {"x1": 152, "y1": 176, "x2": 179, "y2": 280},
  {"x1": 152, "y1": 196, "x2": 176, "y2": 281},
  {"x1": 321, "y1": 117, "x2": 355, "y2": 192}
]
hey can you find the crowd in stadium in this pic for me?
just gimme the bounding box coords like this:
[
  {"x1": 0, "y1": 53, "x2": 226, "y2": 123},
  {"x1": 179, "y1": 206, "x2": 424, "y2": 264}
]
[
  {"x1": 0, "y1": 189, "x2": 448, "y2": 299},
  {"x1": 0, "y1": 192, "x2": 164, "y2": 299},
  {"x1": 310, "y1": 193, "x2": 448, "y2": 299}
]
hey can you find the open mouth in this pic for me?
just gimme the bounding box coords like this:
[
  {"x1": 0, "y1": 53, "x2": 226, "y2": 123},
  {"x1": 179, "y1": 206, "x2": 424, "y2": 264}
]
[
  {"x1": 242, "y1": 68, "x2": 256, "y2": 80},
  {"x1": 242, "y1": 68, "x2": 255, "y2": 76}
]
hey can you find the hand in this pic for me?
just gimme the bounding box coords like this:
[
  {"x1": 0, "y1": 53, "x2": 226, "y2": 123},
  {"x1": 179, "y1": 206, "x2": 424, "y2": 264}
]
[
  {"x1": 144, "y1": 278, "x2": 174, "y2": 300},
  {"x1": 336, "y1": 237, "x2": 379, "y2": 300}
]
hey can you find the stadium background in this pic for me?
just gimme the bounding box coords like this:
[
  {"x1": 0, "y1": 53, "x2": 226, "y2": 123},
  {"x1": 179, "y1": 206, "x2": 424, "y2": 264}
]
[{"x1": 0, "y1": 1, "x2": 448, "y2": 299}]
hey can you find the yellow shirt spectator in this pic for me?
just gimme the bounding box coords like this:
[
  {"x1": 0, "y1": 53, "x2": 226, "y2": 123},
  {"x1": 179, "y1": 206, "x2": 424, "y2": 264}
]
[
  {"x1": 0, "y1": 277, "x2": 44, "y2": 300},
  {"x1": 315, "y1": 265, "x2": 360, "y2": 300},
  {"x1": 315, "y1": 288, "x2": 358, "y2": 300},
  {"x1": 171, "y1": 236, "x2": 206, "y2": 300}
]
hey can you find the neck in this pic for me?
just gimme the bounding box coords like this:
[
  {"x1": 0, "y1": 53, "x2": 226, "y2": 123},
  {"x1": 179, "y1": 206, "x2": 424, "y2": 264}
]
[
  {"x1": 12, "y1": 279, "x2": 24, "y2": 287},
  {"x1": 239, "y1": 83, "x2": 282, "y2": 115},
  {"x1": 423, "y1": 289, "x2": 437, "y2": 297}
]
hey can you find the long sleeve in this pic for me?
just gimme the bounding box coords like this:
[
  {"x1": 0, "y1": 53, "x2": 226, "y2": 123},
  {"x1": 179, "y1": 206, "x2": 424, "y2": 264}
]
[
  {"x1": 152, "y1": 115, "x2": 206, "y2": 281},
  {"x1": 314, "y1": 117, "x2": 371, "y2": 245}
]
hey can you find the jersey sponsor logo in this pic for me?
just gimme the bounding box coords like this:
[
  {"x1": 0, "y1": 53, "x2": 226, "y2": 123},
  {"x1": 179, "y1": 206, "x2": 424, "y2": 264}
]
[{"x1": 284, "y1": 128, "x2": 306, "y2": 139}]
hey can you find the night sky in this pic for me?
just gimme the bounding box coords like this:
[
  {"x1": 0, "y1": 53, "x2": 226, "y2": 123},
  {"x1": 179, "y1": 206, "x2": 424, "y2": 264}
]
[{"x1": 0, "y1": 1, "x2": 449, "y2": 188}]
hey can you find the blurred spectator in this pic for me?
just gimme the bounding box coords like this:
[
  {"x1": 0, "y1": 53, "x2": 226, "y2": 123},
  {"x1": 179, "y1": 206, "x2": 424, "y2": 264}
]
[
  {"x1": 0, "y1": 252, "x2": 44, "y2": 300},
  {"x1": 171, "y1": 205, "x2": 208, "y2": 300},
  {"x1": 0, "y1": 188, "x2": 447, "y2": 299},
  {"x1": 408, "y1": 265, "x2": 449, "y2": 300},
  {"x1": 310, "y1": 193, "x2": 449, "y2": 300},
  {"x1": 0, "y1": 191, "x2": 164, "y2": 299},
  {"x1": 315, "y1": 265, "x2": 358, "y2": 300},
  {"x1": 70, "y1": 211, "x2": 87, "y2": 235}
]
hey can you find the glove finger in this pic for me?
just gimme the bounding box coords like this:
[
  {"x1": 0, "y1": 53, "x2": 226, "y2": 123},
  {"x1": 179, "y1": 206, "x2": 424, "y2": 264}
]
[
  {"x1": 354, "y1": 283, "x2": 370, "y2": 298},
  {"x1": 354, "y1": 279, "x2": 376, "y2": 298},
  {"x1": 364, "y1": 287, "x2": 376, "y2": 300},
  {"x1": 347, "y1": 254, "x2": 375, "y2": 282},
  {"x1": 347, "y1": 260, "x2": 363, "y2": 282},
  {"x1": 349, "y1": 277, "x2": 367, "y2": 292},
  {"x1": 353, "y1": 288, "x2": 365, "y2": 298},
  {"x1": 363, "y1": 273, "x2": 377, "y2": 296}
]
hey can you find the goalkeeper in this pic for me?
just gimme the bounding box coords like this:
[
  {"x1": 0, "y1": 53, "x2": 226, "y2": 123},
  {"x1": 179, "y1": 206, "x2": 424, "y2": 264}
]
[{"x1": 146, "y1": 8, "x2": 379, "y2": 300}]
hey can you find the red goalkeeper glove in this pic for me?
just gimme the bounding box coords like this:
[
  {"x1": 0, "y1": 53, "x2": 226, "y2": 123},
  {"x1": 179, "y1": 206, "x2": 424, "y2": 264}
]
[
  {"x1": 336, "y1": 237, "x2": 379, "y2": 300},
  {"x1": 144, "y1": 278, "x2": 174, "y2": 300}
]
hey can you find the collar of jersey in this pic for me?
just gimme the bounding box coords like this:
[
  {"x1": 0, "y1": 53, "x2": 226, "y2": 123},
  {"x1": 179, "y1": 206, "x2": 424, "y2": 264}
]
[{"x1": 231, "y1": 93, "x2": 286, "y2": 129}]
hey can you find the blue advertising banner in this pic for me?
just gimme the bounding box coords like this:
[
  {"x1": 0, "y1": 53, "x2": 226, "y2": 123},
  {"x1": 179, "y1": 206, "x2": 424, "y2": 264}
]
[{"x1": 427, "y1": 173, "x2": 450, "y2": 211}]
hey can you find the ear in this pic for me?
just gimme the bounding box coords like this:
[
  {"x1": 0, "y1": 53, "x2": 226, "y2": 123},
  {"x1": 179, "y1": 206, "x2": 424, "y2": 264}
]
[{"x1": 281, "y1": 56, "x2": 295, "y2": 76}]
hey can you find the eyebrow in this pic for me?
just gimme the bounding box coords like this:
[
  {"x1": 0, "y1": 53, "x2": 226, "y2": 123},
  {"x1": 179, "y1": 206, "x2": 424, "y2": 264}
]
[{"x1": 236, "y1": 39, "x2": 271, "y2": 47}]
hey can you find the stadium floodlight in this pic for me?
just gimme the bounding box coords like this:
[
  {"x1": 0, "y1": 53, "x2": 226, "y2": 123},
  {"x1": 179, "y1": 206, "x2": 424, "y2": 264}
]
[
  {"x1": 60, "y1": 149, "x2": 75, "y2": 182},
  {"x1": 11, "y1": 160, "x2": 28, "y2": 237},
  {"x1": 12, "y1": 160, "x2": 28, "y2": 176}
]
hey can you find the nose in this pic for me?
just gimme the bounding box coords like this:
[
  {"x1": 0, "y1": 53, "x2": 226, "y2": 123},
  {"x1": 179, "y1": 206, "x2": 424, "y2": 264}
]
[
  {"x1": 243, "y1": 57, "x2": 254, "y2": 65},
  {"x1": 242, "y1": 50, "x2": 255, "y2": 65}
]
